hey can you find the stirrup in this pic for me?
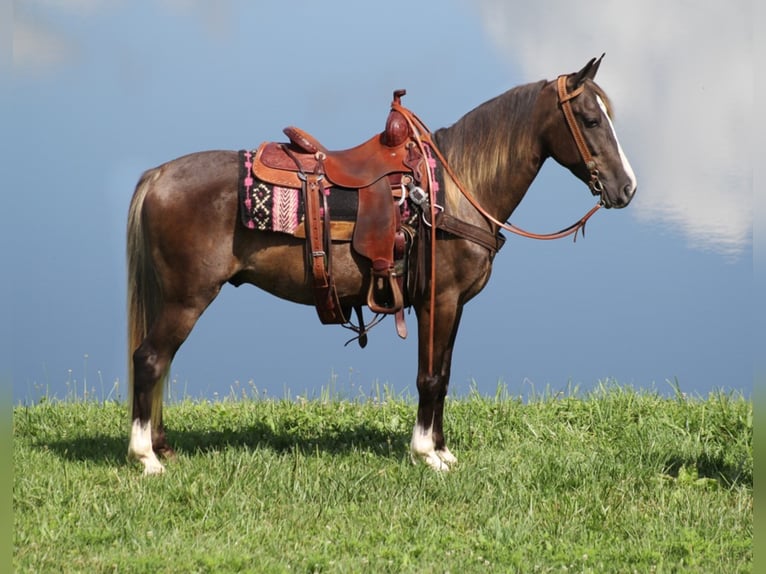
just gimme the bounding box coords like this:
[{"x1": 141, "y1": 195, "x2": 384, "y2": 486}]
[{"x1": 366, "y1": 262, "x2": 404, "y2": 315}]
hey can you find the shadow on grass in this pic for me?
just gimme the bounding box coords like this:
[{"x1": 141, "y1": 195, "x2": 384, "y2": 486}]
[
  {"x1": 663, "y1": 453, "x2": 752, "y2": 488},
  {"x1": 44, "y1": 420, "x2": 410, "y2": 467}
]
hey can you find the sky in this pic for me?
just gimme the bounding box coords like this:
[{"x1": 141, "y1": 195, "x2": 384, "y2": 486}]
[{"x1": 3, "y1": 0, "x2": 755, "y2": 404}]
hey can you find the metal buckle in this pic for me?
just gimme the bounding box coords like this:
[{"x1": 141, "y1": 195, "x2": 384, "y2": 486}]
[
  {"x1": 297, "y1": 172, "x2": 324, "y2": 184},
  {"x1": 408, "y1": 185, "x2": 428, "y2": 206}
]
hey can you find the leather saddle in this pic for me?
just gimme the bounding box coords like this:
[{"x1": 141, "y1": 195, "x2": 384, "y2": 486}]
[{"x1": 251, "y1": 90, "x2": 425, "y2": 330}]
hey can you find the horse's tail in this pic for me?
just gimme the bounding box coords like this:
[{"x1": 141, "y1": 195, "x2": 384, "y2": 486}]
[{"x1": 126, "y1": 168, "x2": 166, "y2": 428}]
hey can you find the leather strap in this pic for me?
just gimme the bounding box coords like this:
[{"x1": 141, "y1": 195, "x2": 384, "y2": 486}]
[
  {"x1": 557, "y1": 75, "x2": 607, "y2": 196},
  {"x1": 303, "y1": 171, "x2": 347, "y2": 324},
  {"x1": 393, "y1": 228, "x2": 408, "y2": 339},
  {"x1": 304, "y1": 174, "x2": 327, "y2": 288},
  {"x1": 557, "y1": 75, "x2": 595, "y2": 171},
  {"x1": 434, "y1": 212, "x2": 505, "y2": 254}
]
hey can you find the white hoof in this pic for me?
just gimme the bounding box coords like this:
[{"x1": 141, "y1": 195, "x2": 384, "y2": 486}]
[
  {"x1": 436, "y1": 447, "x2": 458, "y2": 466},
  {"x1": 141, "y1": 458, "x2": 166, "y2": 476},
  {"x1": 128, "y1": 448, "x2": 167, "y2": 476},
  {"x1": 129, "y1": 419, "x2": 166, "y2": 476},
  {"x1": 411, "y1": 450, "x2": 451, "y2": 471},
  {"x1": 410, "y1": 424, "x2": 456, "y2": 471}
]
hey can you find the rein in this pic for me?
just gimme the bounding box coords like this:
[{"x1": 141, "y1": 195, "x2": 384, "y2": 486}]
[
  {"x1": 391, "y1": 76, "x2": 604, "y2": 374},
  {"x1": 392, "y1": 75, "x2": 604, "y2": 243}
]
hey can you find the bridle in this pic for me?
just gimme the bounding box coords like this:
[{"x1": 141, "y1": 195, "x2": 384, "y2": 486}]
[{"x1": 556, "y1": 74, "x2": 607, "y2": 200}]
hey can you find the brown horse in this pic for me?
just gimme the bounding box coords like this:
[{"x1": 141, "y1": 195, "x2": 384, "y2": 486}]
[{"x1": 127, "y1": 56, "x2": 636, "y2": 474}]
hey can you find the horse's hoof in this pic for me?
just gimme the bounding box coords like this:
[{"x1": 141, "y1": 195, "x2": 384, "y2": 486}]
[
  {"x1": 128, "y1": 448, "x2": 167, "y2": 475},
  {"x1": 411, "y1": 449, "x2": 454, "y2": 472},
  {"x1": 427, "y1": 453, "x2": 451, "y2": 472},
  {"x1": 437, "y1": 447, "x2": 458, "y2": 466},
  {"x1": 141, "y1": 460, "x2": 166, "y2": 476},
  {"x1": 154, "y1": 445, "x2": 177, "y2": 460}
]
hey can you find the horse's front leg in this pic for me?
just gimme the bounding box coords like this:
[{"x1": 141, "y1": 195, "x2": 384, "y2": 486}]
[{"x1": 411, "y1": 295, "x2": 463, "y2": 471}]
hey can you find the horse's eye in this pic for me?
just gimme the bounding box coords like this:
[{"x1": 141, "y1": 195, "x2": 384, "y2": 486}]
[{"x1": 584, "y1": 118, "x2": 600, "y2": 128}]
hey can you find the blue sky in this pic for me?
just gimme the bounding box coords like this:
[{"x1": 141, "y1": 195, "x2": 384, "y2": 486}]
[{"x1": 4, "y1": 0, "x2": 754, "y2": 403}]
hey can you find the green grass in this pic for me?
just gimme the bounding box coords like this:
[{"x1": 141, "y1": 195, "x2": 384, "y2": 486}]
[{"x1": 14, "y1": 384, "x2": 752, "y2": 573}]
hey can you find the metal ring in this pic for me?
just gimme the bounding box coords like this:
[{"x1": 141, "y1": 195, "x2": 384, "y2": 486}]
[{"x1": 397, "y1": 183, "x2": 408, "y2": 206}]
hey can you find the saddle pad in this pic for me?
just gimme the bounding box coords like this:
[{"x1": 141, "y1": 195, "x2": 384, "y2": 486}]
[{"x1": 238, "y1": 150, "x2": 359, "y2": 235}]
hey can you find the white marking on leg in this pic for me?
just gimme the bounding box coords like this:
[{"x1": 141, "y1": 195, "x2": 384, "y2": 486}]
[
  {"x1": 128, "y1": 419, "x2": 165, "y2": 475},
  {"x1": 410, "y1": 423, "x2": 450, "y2": 471},
  {"x1": 597, "y1": 95, "x2": 637, "y2": 194}
]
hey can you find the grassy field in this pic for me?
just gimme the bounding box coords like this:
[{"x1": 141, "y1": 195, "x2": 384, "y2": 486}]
[{"x1": 14, "y1": 384, "x2": 752, "y2": 573}]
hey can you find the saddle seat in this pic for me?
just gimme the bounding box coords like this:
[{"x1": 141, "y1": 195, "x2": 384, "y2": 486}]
[
  {"x1": 250, "y1": 90, "x2": 422, "y2": 328},
  {"x1": 254, "y1": 89, "x2": 416, "y2": 190},
  {"x1": 281, "y1": 92, "x2": 414, "y2": 189},
  {"x1": 282, "y1": 126, "x2": 411, "y2": 189}
]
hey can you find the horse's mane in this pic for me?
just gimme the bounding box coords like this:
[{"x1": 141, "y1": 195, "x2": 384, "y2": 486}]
[{"x1": 432, "y1": 80, "x2": 547, "y2": 209}]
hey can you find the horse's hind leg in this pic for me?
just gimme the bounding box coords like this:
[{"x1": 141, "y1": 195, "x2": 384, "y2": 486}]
[{"x1": 129, "y1": 297, "x2": 215, "y2": 474}]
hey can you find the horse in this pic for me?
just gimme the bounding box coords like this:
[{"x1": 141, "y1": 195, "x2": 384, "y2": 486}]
[{"x1": 126, "y1": 55, "x2": 637, "y2": 475}]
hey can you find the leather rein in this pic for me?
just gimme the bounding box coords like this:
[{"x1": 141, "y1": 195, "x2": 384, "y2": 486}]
[{"x1": 394, "y1": 74, "x2": 605, "y2": 244}]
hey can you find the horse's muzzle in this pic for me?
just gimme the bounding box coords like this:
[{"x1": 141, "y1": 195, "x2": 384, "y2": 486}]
[{"x1": 600, "y1": 182, "x2": 636, "y2": 209}]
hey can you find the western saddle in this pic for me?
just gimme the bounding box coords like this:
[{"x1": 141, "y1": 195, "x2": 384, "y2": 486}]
[{"x1": 251, "y1": 90, "x2": 427, "y2": 340}]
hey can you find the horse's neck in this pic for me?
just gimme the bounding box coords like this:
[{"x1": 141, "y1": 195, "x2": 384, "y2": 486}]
[{"x1": 434, "y1": 84, "x2": 548, "y2": 225}]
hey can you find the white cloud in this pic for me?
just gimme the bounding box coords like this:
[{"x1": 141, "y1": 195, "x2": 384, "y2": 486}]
[
  {"x1": 474, "y1": 0, "x2": 753, "y2": 257},
  {"x1": 12, "y1": 0, "x2": 232, "y2": 73},
  {"x1": 11, "y1": 0, "x2": 105, "y2": 72},
  {"x1": 157, "y1": 0, "x2": 232, "y2": 38},
  {"x1": 17, "y1": 0, "x2": 105, "y2": 12},
  {"x1": 13, "y1": 17, "x2": 73, "y2": 71}
]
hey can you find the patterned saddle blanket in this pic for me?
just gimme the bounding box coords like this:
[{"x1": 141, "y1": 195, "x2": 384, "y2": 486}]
[{"x1": 237, "y1": 149, "x2": 419, "y2": 240}]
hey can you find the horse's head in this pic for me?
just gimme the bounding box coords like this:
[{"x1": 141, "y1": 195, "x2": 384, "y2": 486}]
[{"x1": 543, "y1": 55, "x2": 637, "y2": 209}]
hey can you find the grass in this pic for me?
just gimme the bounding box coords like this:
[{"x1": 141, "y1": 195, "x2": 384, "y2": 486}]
[{"x1": 13, "y1": 383, "x2": 752, "y2": 573}]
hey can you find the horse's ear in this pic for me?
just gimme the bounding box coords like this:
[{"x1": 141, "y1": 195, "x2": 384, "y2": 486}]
[{"x1": 571, "y1": 53, "x2": 605, "y2": 88}]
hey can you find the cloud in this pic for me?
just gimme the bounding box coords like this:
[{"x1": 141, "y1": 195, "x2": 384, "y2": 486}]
[
  {"x1": 11, "y1": 0, "x2": 106, "y2": 72},
  {"x1": 13, "y1": 15, "x2": 63, "y2": 70},
  {"x1": 29, "y1": 0, "x2": 104, "y2": 10},
  {"x1": 157, "y1": 0, "x2": 233, "y2": 39},
  {"x1": 474, "y1": 0, "x2": 752, "y2": 257},
  {"x1": 13, "y1": 15, "x2": 73, "y2": 72},
  {"x1": 12, "y1": 0, "x2": 233, "y2": 73}
]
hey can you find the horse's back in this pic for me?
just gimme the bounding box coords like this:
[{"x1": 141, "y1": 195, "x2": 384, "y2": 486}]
[{"x1": 142, "y1": 149, "x2": 238, "y2": 226}]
